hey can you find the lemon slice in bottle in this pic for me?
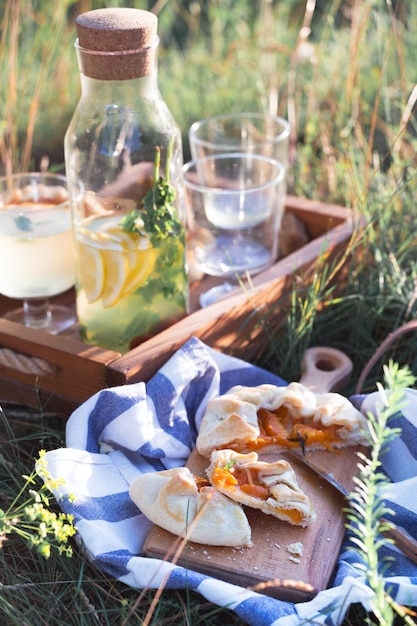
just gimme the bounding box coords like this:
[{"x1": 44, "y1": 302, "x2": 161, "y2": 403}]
[
  {"x1": 99, "y1": 224, "x2": 157, "y2": 297},
  {"x1": 123, "y1": 245, "x2": 157, "y2": 296},
  {"x1": 78, "y1": 244, "x2": 105, "y2": 303},
  {"x1": 101, "y1": 248, "x2": 129, "y2": 308}
]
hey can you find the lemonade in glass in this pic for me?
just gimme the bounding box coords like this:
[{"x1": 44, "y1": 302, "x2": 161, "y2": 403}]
[
  {"x1": 0, "y1": 172, "x2": 75, "y2": 332},
  {"x1": 0, "y1": 202, "x2": 74, "y2": 299}
]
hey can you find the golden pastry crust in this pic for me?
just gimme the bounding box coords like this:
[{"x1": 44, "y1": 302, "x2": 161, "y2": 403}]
[
  {"x1": 196, "y1": 382, "x2": 369, "y2": 457},
  {"x1": 206, "y1": 449, "x2": 316, "y2": 527},
  {"x1": 129, "y1": 466, "x2": 252, "y2": 547}
]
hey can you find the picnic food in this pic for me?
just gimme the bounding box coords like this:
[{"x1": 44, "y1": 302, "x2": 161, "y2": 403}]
[
  {"x1": 206, "y1": 449, "x2": 316, "y2": 527},
  {"x1": 196, "y1": 382, "x2": 370, "y2": 457},
  {"x1": 130, "y1": 451, "x2": 316, "y2": 547},
  {"x1": 129, "y1": 466, "x2": 252, "y2": 547}
]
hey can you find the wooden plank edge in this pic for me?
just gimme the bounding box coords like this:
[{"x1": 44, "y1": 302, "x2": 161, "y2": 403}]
[
  {"x1": 0, "y1": 319, "x2": 122, "y2": 403},
  {"x1": 142, "y1": 537, "x2": 318, "y2": 603}
]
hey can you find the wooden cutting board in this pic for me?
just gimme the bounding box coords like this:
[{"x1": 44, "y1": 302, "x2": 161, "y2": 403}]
[
  {"x1": 143, "y1": 445, "x2": 366, "y2": 602},
  {"x1": 142, "y1": 347, "x2": 365, "y2": 602}
]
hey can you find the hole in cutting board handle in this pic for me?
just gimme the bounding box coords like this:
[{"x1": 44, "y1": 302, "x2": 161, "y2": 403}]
[
  {"x1": 299, "y1": 347, "x2": 353, "y2": 393},
  {"x1": 314, "y1": 357, "x2": 338, "y2": 372}
]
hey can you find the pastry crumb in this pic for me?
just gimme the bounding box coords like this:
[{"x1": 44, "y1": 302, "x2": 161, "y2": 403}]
[
  {"x1": 287, "y1": 542, "x2": 303, "y2": 556},
  {"x1": 288, "y1": 555, "x2": 301, "y2": 564},
  {"x1": 287, "y1": 541, "x2": 303, "y2": 554}
]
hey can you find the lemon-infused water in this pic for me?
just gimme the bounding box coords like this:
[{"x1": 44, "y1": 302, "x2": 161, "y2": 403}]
[
  {"x1": 74, "y1": 214, "x2": 188, "y2": 353},
  {"x1": 64, "y1": 8, "x2": 188, "y2": 352}
]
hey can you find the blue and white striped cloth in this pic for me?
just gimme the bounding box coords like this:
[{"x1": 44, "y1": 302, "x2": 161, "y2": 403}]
[{"x1": 44, "y1": 336, "x2": 417, "y2": 625}]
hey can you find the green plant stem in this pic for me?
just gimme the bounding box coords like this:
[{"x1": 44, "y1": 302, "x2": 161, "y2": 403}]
[{"x1": 346, "y1": 362, "x2": 416, "y2": 626}]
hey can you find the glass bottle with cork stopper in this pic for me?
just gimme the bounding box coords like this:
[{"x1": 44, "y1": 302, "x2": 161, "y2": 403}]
[{"x1": 65, "y1": 8, "x2": 189, "y2": 354}]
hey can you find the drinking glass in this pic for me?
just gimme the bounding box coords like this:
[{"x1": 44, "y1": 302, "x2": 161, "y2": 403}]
[
  {"x1": 184, "y1": 153, "x2": 285, "y2": 307},
  {"x1": 189, "y1": 112, "x2": 290, "y2": 168},
  {"x1": 0, "y1": 172, "x2": 76, "y2": 333}
]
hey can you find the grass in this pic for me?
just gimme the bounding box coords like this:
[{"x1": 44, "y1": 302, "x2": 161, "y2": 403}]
[{"x1": 1, "y1": 0, "x2": 417, "y2": 624}]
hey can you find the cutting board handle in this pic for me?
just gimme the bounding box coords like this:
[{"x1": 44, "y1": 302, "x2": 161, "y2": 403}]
[{"x1": 299, "y1": 347, "x2": 353, "y2": 393}]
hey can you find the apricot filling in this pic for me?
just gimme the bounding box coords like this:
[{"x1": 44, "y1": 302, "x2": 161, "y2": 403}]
[
  {"x1": 211, "y1": 464, "x2": 295, "y2": 512},
  {"x1": 212, "y1": 464, "x2": 269, "y2": 498},
  {"x1": 230, "y1": 407, "x2": 342, "y2": 452}
]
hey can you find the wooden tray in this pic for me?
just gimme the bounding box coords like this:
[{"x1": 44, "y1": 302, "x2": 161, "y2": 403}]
[
  {"x1": 143, "y1": 446, "x2": 365, "y2": 602},
  {"x1": 0, "y1": 195, "x2": 363, "y2": 414}
]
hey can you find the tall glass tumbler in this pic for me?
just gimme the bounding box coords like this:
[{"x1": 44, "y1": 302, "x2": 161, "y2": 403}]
[{"x1": 184, "y1": 153, "x2": 286, "y2": 283}]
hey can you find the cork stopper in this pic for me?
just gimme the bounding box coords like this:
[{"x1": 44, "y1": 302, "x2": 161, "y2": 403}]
[{"x1": 75, "y1": 8, "x2": 158, "y2": 81}]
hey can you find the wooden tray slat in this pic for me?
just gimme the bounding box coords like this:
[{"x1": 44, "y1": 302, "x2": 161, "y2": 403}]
[{"x1": 0, "y1": 319, "x2": 121, "y2": 404}]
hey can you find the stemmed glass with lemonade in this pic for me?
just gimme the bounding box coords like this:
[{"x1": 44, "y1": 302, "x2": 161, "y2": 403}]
[{"x1": 0, "y1": 172, "x2": 75, "y2": 333}]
